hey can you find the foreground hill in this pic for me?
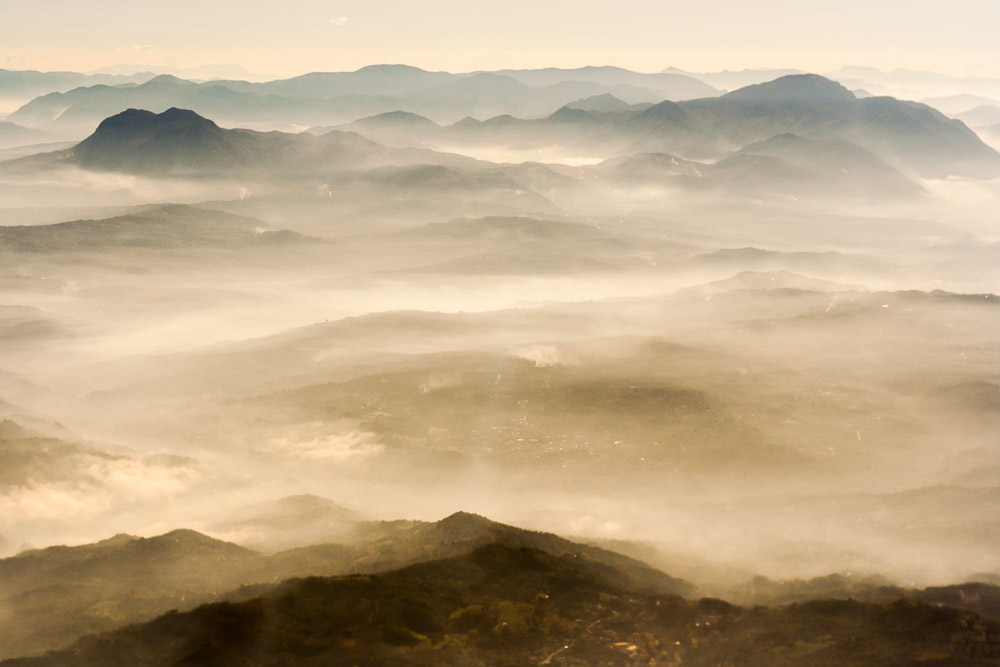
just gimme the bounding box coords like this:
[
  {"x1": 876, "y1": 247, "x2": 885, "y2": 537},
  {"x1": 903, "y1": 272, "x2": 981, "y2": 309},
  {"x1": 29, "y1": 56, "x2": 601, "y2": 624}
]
[
  {"x1": 0, "y1": 529, "x2": 258, "y2": 660},
  {"x1": 5, "y1": 544, "x2": 999, "y2": 666},
  {"x1": 259, "y1": 512, "x2": 695, "y2": 597},
  {"x1": 0, "y1": 512, "x2": 691, "y2": 659}
]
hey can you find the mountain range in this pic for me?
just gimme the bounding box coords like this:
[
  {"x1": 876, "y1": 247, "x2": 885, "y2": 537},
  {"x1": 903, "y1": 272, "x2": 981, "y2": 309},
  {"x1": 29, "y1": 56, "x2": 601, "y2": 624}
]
[
  {"x1": 0, "y1": 511, "x2": 692, "y2": 660},
  {"x1": 3, "y1": 541, "x2": 998, "y2": 666},
  {"x1": 4, "y1": 72, "x2": 996, "y2": 186},
  {"x1": 444, "y1": 74, "x2": 1000, "y2": 178},
  {"x1": 3, "y1": 107, "x2": 938, "y2": 202},
  {"x1": 4, "y1": 65, "x2": 718, "y2": 137}
]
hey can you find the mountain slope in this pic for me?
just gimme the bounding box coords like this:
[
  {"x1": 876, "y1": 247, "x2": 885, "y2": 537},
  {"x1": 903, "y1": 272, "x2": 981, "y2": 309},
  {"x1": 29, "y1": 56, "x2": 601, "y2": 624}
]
[
  {"x1": 0, "y1": 513, "x2": 692, "y2": 659},
  {"x1": 0, "y1": 204, "x2": 313, "y2": 251},
  {"x1": 446, "y1": 74, "x2": 1000, "y2": 178},
  {"x1": 5, "y1": 544, "x2": 998, "y2": 667},
  {"x1": 0, "y1": 530, "x2": 259, "y2": 660},
  {"x1": 58, "y1": 107, "x2": 464, "y2": 176},
  {"x1": 700, "y1": 133, "x2": 924, "y2": 197},
  {"x1": 0, "y1": 122, "x2": 49, "y2": 149}
]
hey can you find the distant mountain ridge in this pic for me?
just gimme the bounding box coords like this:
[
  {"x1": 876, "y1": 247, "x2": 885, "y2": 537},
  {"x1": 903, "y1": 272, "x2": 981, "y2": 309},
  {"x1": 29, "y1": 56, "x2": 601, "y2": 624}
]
[
  {"x1": 450, "y1": 74, "x2": 1000, "y2": 178},
  {"x1": 10, "y1": 72, "x2": 997, "y2": 180},
  {"x1": 5, "y1": 64, "x2": 719, "y2": 135}
]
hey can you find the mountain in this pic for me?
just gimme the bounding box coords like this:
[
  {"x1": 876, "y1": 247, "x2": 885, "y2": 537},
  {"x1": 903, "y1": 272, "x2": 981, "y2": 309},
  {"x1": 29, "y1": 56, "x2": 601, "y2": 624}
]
[
  {"x1": 5, "y1": 544, "x2": 998, "y2": 666},
  {"x1": 4, "y1": 65, "x2": 712, "y2": 137},
  {"x1": 0, "y1": 512, "x2": 692, "y2": 659},
  {"x1": 282, "y1": 512, "x2": 696, "y2": 598},
  {"x1": 365, "y1": 215, "x2": 642, "y2": 274},
  {"x1": 72, "y1": 107, "x2": 296, "y2": 174},
  {"x1": 662, "y1": 66, "x2": 804, "y2": 91},
  {"x1": 725, "y1": 573, "x2": 1000, "y2": 622},
  {"x1": 680, "y1": 270, "x2": 865, "y2": 296},
  {"x1": 714, "y1": 133, "x2": 923, "y2": 196},
  {"x1": 0, "y1": 530, "x2": 259, "y2": 660},
  {"x1": 341, "y1": 110, "x2": 441, "y2": 133},
  {"x1": 0, "y1": 420, "x2": 189, "y2": 492},
  {"x1": 208, "y1": 495, "x2": 363, "y2": 551},
  {"x1": 0, "y1": 69, "x2": 152, "y2": 104},
  {"x1": 723, "y1": 73, "x2": 858, "y2": 105},
  {"x1": 62, "y1": 108, "x2": 454, "y2": 176},
  {"x1": 669, "y1": 75, "x2": 998, "y2": 176},
  {"x1": 0, "y1": 122, "x2": 50, "y2": 149},
  {"x1": 447, "y1": 74, "x2": 1000, "y2": 178},
  {"x1": 255, "y1": 64, "x2": 454, "y2": 99},
  {"x1": 565, "y1": 93, "x2": 652, "y2": 113},
  {"x1": 921, "y1": 94, "x2": 1000, "y2": 115},
  {"x1": 1, "y1": 530, "x2": 256, "y2": 597},
  {"x1": 5, "y1": 73, "x2": 364, "y2": 136},
  {"x1": 587, "y1": 132, "x2": 922, "y2": 198},
  {"x1": 315, "y1": 111, "x2": 444, "y2": 149},
  {"x1": 957, "y1": 105, "x2": 1000, "y2": 128},
  {"x1": 0, "y1": 306, "x2": 72, "y2": 344},
  {"x1": 0, "y1": 204, "x2": 314, "y2": 251},
  {"x1": 492, "y1": 65, "x2": 720, "y2": 99},
  {"x1": 14, "y1": 72, "x2": 994, "y2": 178}
]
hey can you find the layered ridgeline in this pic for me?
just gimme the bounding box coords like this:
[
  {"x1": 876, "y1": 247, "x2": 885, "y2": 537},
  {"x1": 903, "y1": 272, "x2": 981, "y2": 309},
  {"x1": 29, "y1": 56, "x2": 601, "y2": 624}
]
[
  {"x1": 442, "y1": 74, "x2": 1000, "y2": 178},
  {"x1": 4, "y1": 65, "x2": 718, "y2": 135},
  {"x1": 0, "y1": 511, "x2": 691, "y2": 660},
  {"x1": 6, "y1": 73, "x2": 995, "y2": 181},
  {"x1": 3, "y1": 542, "x2": 998, "y2": 666},
  {"x1": 62, "y1": 107, "x2": 471, "y2": 176},
  {"x1": 0, "y1": 204, "x2": 315, "y2": 251},
  {"x1": 5, "y1": 104, "x2": 945, "y2": 199}
]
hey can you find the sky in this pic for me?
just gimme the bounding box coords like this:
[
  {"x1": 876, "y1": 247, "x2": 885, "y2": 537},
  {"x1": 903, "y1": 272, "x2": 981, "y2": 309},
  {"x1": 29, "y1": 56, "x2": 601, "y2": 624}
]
[{"x1": 1, "y1": 0, "x2": 998, "y2": 79}]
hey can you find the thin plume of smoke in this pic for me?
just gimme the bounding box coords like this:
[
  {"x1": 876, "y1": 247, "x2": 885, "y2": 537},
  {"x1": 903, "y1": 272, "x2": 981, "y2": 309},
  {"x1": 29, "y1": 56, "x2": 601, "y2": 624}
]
[{"x1": 329, "y1": 17, "x2": 349, "y2": 26}]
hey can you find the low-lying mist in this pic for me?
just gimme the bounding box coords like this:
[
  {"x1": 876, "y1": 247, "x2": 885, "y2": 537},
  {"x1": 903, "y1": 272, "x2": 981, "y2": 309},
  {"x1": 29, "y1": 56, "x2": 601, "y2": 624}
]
[{"x1": 1, "y1": 107, "x2": 998, "y2": 603}]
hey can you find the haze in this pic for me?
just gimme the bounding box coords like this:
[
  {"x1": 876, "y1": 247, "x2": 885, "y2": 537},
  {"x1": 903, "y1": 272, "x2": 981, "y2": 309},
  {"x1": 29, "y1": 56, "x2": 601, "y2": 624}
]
[
  {"x1": 0, "y1": 7, "x2": 999, "y2": 664},
  {"x1": 3, "y1": 0, "x2": 999, "y2": 79}
]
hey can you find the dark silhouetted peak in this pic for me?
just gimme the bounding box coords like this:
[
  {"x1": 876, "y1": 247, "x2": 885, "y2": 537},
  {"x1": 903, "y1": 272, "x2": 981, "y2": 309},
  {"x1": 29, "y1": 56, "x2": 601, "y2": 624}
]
[
  {"x1": 725, "y1": 74, "x2": 856, "y2": 105},
  {"x1": 91, "y1": 107, "x2": 217, "y2": 135},
  {"x1": 73, "y1": 108, "x2": 250, "y2": 174}
]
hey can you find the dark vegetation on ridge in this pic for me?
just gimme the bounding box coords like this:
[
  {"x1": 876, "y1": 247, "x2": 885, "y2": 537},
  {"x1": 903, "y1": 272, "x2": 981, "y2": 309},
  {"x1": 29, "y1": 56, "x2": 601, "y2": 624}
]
[{"x1": 4, "y1": 544, "x2": 999, "y2": 666}]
